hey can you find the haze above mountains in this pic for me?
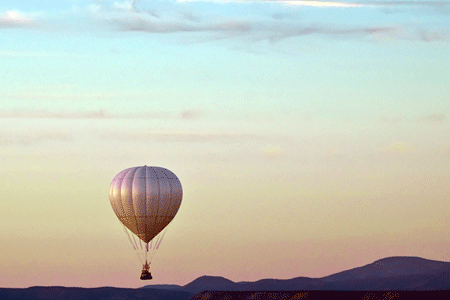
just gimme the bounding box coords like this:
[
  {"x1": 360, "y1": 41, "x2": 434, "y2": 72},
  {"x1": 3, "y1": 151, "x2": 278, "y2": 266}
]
[{"x1": 1, "y1": 256, "x2": 449, "y2": 300}]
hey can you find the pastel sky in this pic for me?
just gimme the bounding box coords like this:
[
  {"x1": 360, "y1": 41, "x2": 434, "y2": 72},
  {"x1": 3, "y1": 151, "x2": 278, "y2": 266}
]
[{"x1": 1, "y1": 0, "x2": 449, "y2": 289}]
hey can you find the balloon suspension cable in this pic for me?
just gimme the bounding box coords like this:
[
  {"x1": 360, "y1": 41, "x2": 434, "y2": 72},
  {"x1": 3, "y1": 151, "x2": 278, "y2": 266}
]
[
  {"x1": 156, "y1": 228, "x2": 167, "y2": 249},
  {"x1": 147, "y1": 227, "x2": 168, "y2": 263},
  {"x1": 138, "y1": 238, "x2": 145, "y2": 263},
  {"x1": 122, "y1": 225, "x2": 144, "y2": 265},
  {"x1": 131, "y1": 234, "x2": 142, "y2": 262},
  {"x1": 145, "y1": 242, "x2": 149, "y2": 265}
]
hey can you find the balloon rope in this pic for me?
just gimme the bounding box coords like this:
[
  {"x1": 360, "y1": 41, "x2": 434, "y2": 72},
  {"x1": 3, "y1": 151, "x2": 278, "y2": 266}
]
[
  {"x1": 146, "y1": 227, "x2": 168, "y2": 263},
  {"x1": 123, "y1": 225, "x2": 136, "y2": 251},
  {"x1": 131, "y1": 234, "x2": 141, "y2": 261},
  {"x1": 145, "y1": 243, "x2": 149, "y2": 262},
  {"x1": 123, "y1": 225, "x2": 143, "y2": 264},
  {"x1": 156, "y1": 228, "x2": 167, "y2": 249},
  {"x1": 138, "y1": 239, "x2": 144, "y2": 263}
]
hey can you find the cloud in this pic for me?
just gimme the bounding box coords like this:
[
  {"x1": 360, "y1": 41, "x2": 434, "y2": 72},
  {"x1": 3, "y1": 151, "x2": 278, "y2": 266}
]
[
  {"x1": 107, "y1": 12, "x2": 252, "y2": 35},
  {"x1": 0, "y1": 109, "x2": 110, "y2": 119},
  {"x1": 105, "y1": 11, "x2": 392, "y2": 41},
  {"x1": 178, "y1": 0, "x2": 450, "y2": 8},
  {"x1": 0, "y1": 109, "x2": 204, "y2": 120},
  {"x1": 0, "y1": 11, "x2": 36, "y2": 28},
  {"x1": 0, "y1": 131, "x2": 72, "y2": 146},
  {"x1": 113, "y1": 1, "x2": 134, "y2": 12},
  {"x1": 1, "y1": 1, "x2": 447, "y2": 43},
  {"x1": 367, "y1": 1, "x2": 450, "y2": 8},
  {"x1": 96, "y1": 6, "x2": 449, "y2": 43},
  {"x1": 373, "y1": 25, "x2": 450, "y2": 42},
  {"x1": 178, "y1": 0, "x2": 362, "y2": 6},
  {"x1": 180, "y1": 110, "x2": 202, "y2": 120},
  {"x1": 99, "y1": 129, "x2": 258, "y2": 142},
  {"x1": 87, "y1": 4, "x2": 103, "y2": 14},
  {"x1": 279, "y1": 1, "x2": 363, "y2": 7},
  {"x1": 177, "y1": 0, "x2": 450, "y2": 8},
  {"x1": 417, "y1": 113, "x2": 447, "y2": 123}
]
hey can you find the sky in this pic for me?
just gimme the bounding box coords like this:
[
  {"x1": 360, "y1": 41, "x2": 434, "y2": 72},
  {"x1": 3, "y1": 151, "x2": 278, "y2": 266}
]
[{"x1": 1, "y1": 0, "x2": 449, "y2": 289}]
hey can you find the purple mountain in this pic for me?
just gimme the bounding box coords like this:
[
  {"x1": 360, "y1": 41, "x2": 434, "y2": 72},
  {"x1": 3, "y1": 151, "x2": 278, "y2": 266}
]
[
  {"x1": 321, "y1": 256, "x2": 449, "y2": 282},
  {"x1": 142, "y1": 256, "x2": 450, "y2": 292},
  {"x1": 1, "y1": 256, "x2": 449, "y2": 300}
]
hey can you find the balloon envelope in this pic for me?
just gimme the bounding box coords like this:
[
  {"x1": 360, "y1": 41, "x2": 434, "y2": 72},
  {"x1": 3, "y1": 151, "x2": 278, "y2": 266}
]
[{"x1": 109, "y1": 166, "x2": 182, "y2": 243}]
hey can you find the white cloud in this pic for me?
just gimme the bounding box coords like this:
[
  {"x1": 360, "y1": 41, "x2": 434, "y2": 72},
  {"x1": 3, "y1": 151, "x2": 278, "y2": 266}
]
[
  {"x1": 281, "y1": 1, "x2": 362, "y2": 7},
  {"x1": 87, "y1": 4, "x2": 102, "y2": 14},
  {"x1": 0, "y1": 11, "x2": 35, "y2": 28},
  {"x1": 112, "y1": 1, "x2": 134, "y2": 12}
]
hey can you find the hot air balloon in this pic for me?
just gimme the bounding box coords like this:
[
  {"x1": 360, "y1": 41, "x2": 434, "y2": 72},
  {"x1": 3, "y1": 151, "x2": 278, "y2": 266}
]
[{"x1": 109, "y1": 166, "x2": 182, "y2": 280}]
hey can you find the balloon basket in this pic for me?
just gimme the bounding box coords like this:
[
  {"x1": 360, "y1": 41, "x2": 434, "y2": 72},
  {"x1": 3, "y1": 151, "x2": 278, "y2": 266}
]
[{"x1": 140, "y1": 269, "x2": 153, "y2": 280}]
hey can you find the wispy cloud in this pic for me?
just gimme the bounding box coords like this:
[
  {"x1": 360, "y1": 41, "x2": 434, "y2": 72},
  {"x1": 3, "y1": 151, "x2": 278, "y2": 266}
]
[
  {"x1": 0, "y1": 109, "x2": 201, "y2": 120},
  {"x1": 83, "y1": 1, "x2": 448, "y2": 42},
  {"x1": 106, "y1": 12, "x2": 449, "y2": 43},
  {"x1": 366, "y1": 1, "x2": 450, "y2": 7},
  {"x1": 273, "y1": 0, "x2": 363, "y2": 7},
  {"x1": 375, "y1": 25, "x2": 450, "y2": 42},
  {"x1": 417, "y1": 113, "x2": 447, "y2": 123},
  {"x1": 0, "y1": 10, "x2": 36, "y2": 28},
  {"x1": 0, "y1": 109, "x2": 110, "y2": 119},
  {"x1": 177, "y1": 0, "x2": 361, "y2": 6},
  {"x1": 177, "y1": 0, "x2": 450, "y2": 7},
  {"x1": 2, "y1": 1, "x2": 448, "y2": 43},
  {"x1": 180, "y1": 110, "x2": 202, "y2": 120},
  {"x1": 0, "y1": 131, "x2": 72, "y2": 146},
  {"x1": 99, "y1": 129, "x2": 258, "y2": 142}
]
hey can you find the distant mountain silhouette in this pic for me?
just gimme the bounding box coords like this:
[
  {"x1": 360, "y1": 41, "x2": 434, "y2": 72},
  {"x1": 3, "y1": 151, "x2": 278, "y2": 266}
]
[
  {"x1": 2, "y1": 256, "x2": 449, "y2": 300},
  {"x1": 146, "y1": 276, "x2": 326, "y2": 294},
  {"x1": 321, "y1": 256, "x2": 449, "y2": 282},
  {"x1": 142, "y1": 256, "x2": 450, "y2": 292},
  {"x1": 178, "y1": 275, "x2": 236, "y2": 293}
]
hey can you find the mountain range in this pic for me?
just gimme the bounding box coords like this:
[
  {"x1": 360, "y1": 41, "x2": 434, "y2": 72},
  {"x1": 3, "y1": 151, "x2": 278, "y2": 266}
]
[
  {"x1": 1, "y1": 256, "x2": 449, "y2": 300},
  {"x1": 142, "y1": 256, "x2": 450, "y2": 293}
]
